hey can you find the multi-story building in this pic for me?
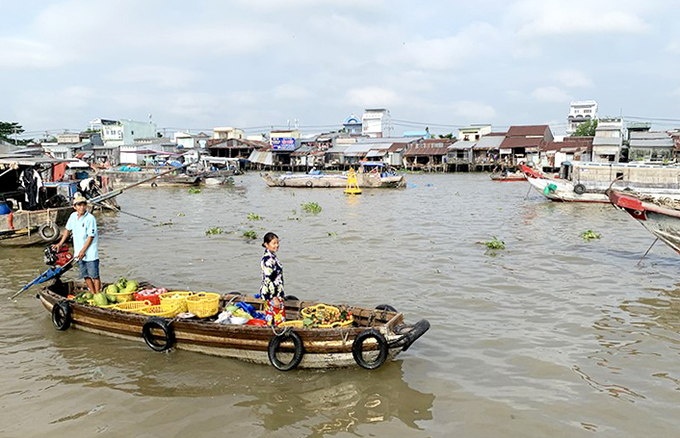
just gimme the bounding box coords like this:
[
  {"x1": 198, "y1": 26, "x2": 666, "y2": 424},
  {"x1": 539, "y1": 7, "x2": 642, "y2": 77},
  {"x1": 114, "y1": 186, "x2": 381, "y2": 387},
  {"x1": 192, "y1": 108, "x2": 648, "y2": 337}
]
[
  {"x1": 567, "y1": 100, "x2": 598, "y2": 135},
  {"x1": 89, "y1": 118, "x2": 158, "y2": 164},
  {"x1": 213, "y1": 127, "x2": 244, "y2": 140},
  {"x1": 458, "y1": 124, "x2": 492, "y2": 141},
  {"x1": 592, "y1": 117, "x2": 623, "y2": 162},
  {"x1": 362, "y1": 109, "x2": 392, "y2": 138}
]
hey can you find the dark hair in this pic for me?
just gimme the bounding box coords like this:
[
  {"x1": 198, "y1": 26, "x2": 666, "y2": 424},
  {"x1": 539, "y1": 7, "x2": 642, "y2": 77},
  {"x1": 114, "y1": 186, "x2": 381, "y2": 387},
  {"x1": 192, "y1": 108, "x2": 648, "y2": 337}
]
[{"x1": 262, "y1": 232, "x2": 279, "y2": 248}]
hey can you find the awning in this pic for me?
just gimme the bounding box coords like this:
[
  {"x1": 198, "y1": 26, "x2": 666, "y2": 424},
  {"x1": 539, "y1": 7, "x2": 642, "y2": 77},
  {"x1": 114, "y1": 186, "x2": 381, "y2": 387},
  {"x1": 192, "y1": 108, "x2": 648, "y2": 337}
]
[
  {"x1": 366, "y1": 150, "x2": 387, "y2": 158},
  {"x1": 248, "y1": 150, "x2": 274, "y2": 166}
]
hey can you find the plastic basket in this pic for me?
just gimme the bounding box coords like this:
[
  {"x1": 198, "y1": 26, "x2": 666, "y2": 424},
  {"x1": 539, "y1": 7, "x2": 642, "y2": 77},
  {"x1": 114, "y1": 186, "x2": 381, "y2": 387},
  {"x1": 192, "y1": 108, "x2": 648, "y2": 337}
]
[
  {"x1": 185, "y1": 293, "x2": 220, "y2": 318},
  {"x1": 279, "y1": 320, "x2": 304, "y2": 328},
  {"x1": 281, "y1": 319, "x2": 353, "y2": 329},
  {"x1": 159, "y1": 291, "x2": 193, "y2": 313},
  {"x1": 300, "y1": 304, "x2": 353, "y2": 327},
  {"x1": 134, "y1": 288, "x2": 166, "y2": 306},
  {"x1": 113, "y1": 300, "x2": 151, "y2": 313},
  {"x1": 139, "y1": 304, "x2": 180, "y2": 318}
]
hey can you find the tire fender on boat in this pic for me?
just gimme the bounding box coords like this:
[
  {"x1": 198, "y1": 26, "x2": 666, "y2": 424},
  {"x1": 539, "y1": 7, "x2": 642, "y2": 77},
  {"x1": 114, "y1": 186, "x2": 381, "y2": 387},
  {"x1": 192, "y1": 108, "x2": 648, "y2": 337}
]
[
  {"x1": 151, "y1": 181, "x2": 158, "y2": 188},
  {"x1": 284, "y1": 295, "x2": 299, "y2": 302},
  {"x1": 142, "y1": 317, "x2": 175, "y2": 352},
  {"x1": 305, "y1": 181, "x2": 313, "y2": 187},
  {"x1": 375, "y1": 304, "x2": 397, "y2": 313},
  {"x1": 52, "y1": 300, "x2": 72, "y2": 331},
  {"x1": 39, "y1": 222, "x2": 60, "y2": 242},
  {"x1": 352, "y1": 328, "x2": 388, "y2": 370},
  {"x1": 573, "y1": 183, "x2": 586, "y2": 195},
  {"x1": 268, "y1": 328, "x2": 304, "y2": 371}
]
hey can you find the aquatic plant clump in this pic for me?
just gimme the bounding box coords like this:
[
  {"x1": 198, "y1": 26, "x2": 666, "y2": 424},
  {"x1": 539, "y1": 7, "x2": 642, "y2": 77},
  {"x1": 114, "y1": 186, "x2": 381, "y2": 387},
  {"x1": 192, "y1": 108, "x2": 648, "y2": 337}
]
[
  {"x1": 581, "y1": 230, "x2": 601, "y2": 241},
  {"x1": 243, "y1": 230, "x2": 257, "y2": 239},
  {"x1": 205, "y1": 227, "x2": 224, "y2": 235},
  {"x1": 301, "y1": 202, "x2": 322, "y2": 214},
  {"x1": 188, "y1": 188, "x2": 201, "y2": 194},
  {"x1": 247, "y1": 213, "x2": 262, "y2": 221},
  {"x1": 485, "y1": 236, "x2": 505, "y2": 250}
]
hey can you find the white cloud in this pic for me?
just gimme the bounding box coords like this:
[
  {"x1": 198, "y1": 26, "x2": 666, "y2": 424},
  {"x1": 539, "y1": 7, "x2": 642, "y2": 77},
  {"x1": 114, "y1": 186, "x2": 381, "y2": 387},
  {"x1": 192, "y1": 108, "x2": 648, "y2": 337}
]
[
  {"x1": 552, "y1": 70, "x2": 594, "y2": 88},
  {"x1": 448, "y1": 101, "x2": 497, "y2": 121},
  {"x1": 510, "y1": 0, "x2": 650, "y2": 37},
  {"x1": 109, "y1": 66, "x2": 200, "y2": 89},
  {"x1": 273, "y1": 84, "x2": 315, "y2": 100},
  {"x1": 0, "y1": 38, "x2": 65, "y2": 69},
  {"x1": 392, "y1": 22, "x2": 503, "y2": 71},
  {"x1": 531, "y1": 86, "x2": 573, "y2": 102},
  {"x1": 345, "y1": 87, "x2": 400, "y2": 107}
]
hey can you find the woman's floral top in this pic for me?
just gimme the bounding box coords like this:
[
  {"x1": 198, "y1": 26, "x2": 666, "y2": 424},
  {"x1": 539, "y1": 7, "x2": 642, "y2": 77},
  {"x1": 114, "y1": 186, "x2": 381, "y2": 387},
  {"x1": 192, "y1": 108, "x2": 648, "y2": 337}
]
[{"x1": 260, "y1": 249, "x2": 284, "y2": 300}]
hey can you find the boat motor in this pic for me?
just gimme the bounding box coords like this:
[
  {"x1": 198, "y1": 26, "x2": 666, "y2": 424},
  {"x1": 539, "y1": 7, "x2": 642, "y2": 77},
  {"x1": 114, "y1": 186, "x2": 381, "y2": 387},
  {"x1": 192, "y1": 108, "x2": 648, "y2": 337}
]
[{"x1": 44, "y1": 244, "x2": 73, "y2": 267}]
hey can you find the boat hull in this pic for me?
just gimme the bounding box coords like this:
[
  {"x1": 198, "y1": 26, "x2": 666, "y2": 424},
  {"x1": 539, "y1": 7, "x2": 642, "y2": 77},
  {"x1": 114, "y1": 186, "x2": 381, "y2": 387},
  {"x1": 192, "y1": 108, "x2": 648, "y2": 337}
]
[
  {"x1": 38, "y1": 282, "x2": 429, "y2": 369},
  {"x1": 0, "y1": 207, "x2": 72, "y2": 246},
  {"x1": 262, "y1": 173, "x2": 405, "y2": 188},
  {"x1": 609, "y1": 190, "x2": 680, "y2": 254}
]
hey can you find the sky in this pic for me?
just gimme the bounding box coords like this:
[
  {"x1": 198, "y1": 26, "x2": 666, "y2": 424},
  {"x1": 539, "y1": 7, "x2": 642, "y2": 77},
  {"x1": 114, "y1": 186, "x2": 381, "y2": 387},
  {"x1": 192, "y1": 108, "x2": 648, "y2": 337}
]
[{"x1": 2, "y1": 0, "x2": 680, "y2": 140}]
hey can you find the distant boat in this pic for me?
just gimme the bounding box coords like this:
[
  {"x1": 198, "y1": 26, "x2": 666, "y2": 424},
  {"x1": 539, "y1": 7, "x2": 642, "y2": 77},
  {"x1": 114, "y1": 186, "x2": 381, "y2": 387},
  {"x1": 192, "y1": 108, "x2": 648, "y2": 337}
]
[
  {"x1": 489, "y1": 171, "x2": 526, "y2": 182},
  {"x1": 609, "y1": 189, "x2": 680, "y2": 255},
  {"x1": 521, "y1": 162, "x2": 680, "y2": 203},
  {"x1": 263, "y1": 163, "x2": 406, "y2": 188}
]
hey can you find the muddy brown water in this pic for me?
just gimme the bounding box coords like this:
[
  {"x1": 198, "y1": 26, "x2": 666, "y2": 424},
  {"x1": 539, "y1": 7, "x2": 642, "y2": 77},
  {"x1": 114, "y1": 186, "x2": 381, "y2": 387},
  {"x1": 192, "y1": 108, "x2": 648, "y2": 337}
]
[{"x1": 1, "y1": 173, "x2": 680, "y2": 437}]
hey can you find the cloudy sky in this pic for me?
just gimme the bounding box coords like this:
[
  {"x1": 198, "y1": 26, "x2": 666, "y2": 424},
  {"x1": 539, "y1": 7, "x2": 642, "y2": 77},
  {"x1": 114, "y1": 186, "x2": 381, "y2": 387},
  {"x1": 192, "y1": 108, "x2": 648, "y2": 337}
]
[{"x1": 2, "y1": 0, "x2": 680, "y2": 139}]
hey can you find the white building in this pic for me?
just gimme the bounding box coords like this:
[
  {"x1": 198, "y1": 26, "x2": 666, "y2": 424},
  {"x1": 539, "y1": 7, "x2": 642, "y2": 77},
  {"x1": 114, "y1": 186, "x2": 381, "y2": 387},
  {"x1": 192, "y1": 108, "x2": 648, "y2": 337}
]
[
  {"x1": 567, "y1": 100, "x2": 598, "y2": 134},
  {"x1": 213, "y1": 127, "x2": 244, "y2": 140},
  {"x1": 173, "y1": 132, "x2": 210, "y2": 151},
  {"x1": 458, "y1": 124, "x2": 492, "y2": 141},
  {"x1": 90, "y1": 118, "x2": 158, "y2": 164},
  {"x1": 362, "y1": 109, "x2": 392, "y2": 138}
]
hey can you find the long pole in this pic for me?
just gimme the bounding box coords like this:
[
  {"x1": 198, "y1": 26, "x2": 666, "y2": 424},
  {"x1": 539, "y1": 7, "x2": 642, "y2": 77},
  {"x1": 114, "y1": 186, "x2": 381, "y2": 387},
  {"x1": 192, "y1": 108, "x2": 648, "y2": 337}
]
[
  {"x1": 637, "y1": 238, "x2": 659, "y2": 265},
  {"x1": 88, "y1": 163, "x2": 190, "y2": 204}
]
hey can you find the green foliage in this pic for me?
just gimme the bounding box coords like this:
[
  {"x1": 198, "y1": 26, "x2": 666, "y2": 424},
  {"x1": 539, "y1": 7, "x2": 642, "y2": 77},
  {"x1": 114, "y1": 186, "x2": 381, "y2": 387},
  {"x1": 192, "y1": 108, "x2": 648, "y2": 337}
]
[
  {"x1": 485, "y1": 236, "x2": 506, "y2": 250},
  {"x1": 572, "y1": 119, "x2": 598, "y2": 137},
  {"x1": 581, "y1": 230, "x2": 601, "y2": 241},
  {"x1": 301, "y1": 202, "x2": 322, "y2": 214},
  {"x1": 188, "y1": 187, "x2": 201, "y2": 194},
  {"x1": 438, "y1": 133, "x2": 456, "y2": 140},
  {"x1": 0, "y1": 121, "x2": 31, "y2": 145},
  {"x1": 243, "y1": 230, "x2": 257, "y2": 239},
  {"x1": 205, "y1": 227, "x2": 224, "y2": 235},
  {"x1": 327, "y1": 232, "x2": 338, "y2": 236},
  {"x1": 247, "y1": 213, "x2": 262, "y2": 221}
]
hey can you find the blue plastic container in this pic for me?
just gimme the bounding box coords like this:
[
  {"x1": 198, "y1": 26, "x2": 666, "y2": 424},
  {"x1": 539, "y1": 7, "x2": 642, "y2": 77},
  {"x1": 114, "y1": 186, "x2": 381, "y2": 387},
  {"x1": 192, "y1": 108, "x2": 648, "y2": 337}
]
[{"x1": 0, "y1": 202, "x2": 10, "y2": 215}]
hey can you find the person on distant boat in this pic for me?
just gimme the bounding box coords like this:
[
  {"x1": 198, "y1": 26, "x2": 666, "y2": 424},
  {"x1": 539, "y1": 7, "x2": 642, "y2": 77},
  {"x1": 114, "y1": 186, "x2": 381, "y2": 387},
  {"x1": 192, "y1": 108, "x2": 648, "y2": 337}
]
[
  {"x1": 260, "y1": 232, "x2": 286, "y2": 326},
  {"x1": 53, "y1": 194, "x2": 100, "y2": 294}
]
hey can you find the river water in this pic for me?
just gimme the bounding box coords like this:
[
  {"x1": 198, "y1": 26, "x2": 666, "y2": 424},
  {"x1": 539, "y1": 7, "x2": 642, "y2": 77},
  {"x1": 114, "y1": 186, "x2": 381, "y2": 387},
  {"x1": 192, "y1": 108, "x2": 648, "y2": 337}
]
[{"x1": 1, "y1": 173, "x2": 679, "y2": 437}]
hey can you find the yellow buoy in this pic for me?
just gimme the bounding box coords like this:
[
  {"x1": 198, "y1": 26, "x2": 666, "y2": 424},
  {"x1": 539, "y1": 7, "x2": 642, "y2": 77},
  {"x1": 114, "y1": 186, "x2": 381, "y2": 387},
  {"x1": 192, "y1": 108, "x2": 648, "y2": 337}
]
[{"x1": 344, "y1": 167, "x2": 362, "y2": 195}]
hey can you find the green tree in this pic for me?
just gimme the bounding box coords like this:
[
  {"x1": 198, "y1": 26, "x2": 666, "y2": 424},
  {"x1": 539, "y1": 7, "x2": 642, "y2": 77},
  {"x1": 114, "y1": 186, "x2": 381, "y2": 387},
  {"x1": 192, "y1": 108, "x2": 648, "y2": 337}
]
[
  {"x1": 0, "y1": 121, "x2": 31, "y2": 145},
  {"x1": 572, "y1": 119, "x2": 598, "y2": 136},
  {"x1": 438, "y1": 133, "x2": 456, "y2": 139}
]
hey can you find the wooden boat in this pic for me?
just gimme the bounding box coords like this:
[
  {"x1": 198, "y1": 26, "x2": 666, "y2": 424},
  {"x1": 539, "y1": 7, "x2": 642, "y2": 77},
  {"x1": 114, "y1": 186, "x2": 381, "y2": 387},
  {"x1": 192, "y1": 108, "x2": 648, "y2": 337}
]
[
  {"x1": 99, "y1": 167, "x2": 201, "y2": 189},
  {"x1": 263, "y1": 163, "x2": 406, "y2": 188},
  {"x1": 489, "y1": 171, "x2": 526, "y2": 182},
  {"x1": 609, "y1": 190, "x2": 680, "y2": 255},
  {"x1": 0, "y1": 206, "x2": 72, "y2": 246},
  {"x1": 520, "y1": 162, "x2": 680, "y2": 203},
  {"x1": 38, "y1": 280, "x2": 430, "y2": 371}
]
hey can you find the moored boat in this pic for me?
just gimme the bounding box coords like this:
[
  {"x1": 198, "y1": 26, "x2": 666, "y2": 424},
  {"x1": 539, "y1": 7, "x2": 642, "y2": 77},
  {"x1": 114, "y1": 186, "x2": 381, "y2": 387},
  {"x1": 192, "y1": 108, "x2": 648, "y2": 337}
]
[
  {"x1": 608, "y1": 190, "x2": 680, "y2": 255},
  {"x1": 489, "y1": 171, "x2": 526, "y2": 182},
  {"x1": 521, "y1": 162, "x2": 680, "y2": 203},
  {"x1": 38, "y1": 280, "x2": 430, "y2": 371},
  {"x1": 263, "y1": 163, "x2": 406, "y2": 188}
]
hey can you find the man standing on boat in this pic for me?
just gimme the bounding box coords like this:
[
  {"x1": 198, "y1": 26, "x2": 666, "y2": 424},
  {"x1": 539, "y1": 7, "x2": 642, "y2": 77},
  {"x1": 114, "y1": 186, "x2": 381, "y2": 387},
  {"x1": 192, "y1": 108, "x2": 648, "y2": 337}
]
[{"x1": 53, "y1": 194, "x2": 100, "y2": 294}]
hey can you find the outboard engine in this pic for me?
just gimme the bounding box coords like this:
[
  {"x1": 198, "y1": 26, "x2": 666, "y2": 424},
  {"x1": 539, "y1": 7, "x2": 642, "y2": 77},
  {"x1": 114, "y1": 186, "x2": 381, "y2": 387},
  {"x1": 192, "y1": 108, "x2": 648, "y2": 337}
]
[{"x1": 44, "y1": 244, "x2": 73, "y2": 267}]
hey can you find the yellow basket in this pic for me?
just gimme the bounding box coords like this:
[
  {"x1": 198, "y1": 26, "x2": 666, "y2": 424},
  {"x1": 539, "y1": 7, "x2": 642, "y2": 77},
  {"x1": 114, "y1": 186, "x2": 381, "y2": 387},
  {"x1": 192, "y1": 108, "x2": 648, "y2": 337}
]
[
  {"x1": 279, "y1": 320, "x2": 304, "y2": 328},
  {"x1": 139, "y1": 304, "x2": 180, "y2": 318},
  {"x1": 301, "y1": 304, "x2": 340, "y2": 319},
  {"x1": 185, "y1": 293, "x2": 220, "y2": 318},
  {"x1": 159, "y1": 291, "x2": 193, "y2": 313},
  {"x1": 281, "y1": 319, "x2": 353, "y2": 329},
  {"x1": 113, "y1": 300, "x2": 151, "y2": 313}
]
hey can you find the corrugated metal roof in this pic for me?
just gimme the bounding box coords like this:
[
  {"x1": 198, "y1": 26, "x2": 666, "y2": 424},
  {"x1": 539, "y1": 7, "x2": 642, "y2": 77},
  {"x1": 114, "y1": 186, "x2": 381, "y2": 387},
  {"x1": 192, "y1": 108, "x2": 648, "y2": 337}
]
[
  {"x1": 592, "y1": 137, "x2": 622, "y2": 146},
  {"x1": 499, "y1": 137, "x2": 544, "y2": 148},
  {"x1": 448, "y1": 140, "x2": 475, "y2": 150},
  {"x1": 629, "y1": 131, "x2": 672, "y2": 140},
  {"x1": 506, "y1": 125, "x2": 549, "y2": 137},
  {"x1": 247, "y1": 150, "x2": 274, "y2": 165},
  {"x1": 403, "y1": 146, "x2": 448, "y2": 157},
  {"x1": 629, "y1": 139, "x2": 674, "y2": 148},
  {"x1": 474, "y1": 135, "x2": 505, "y2": 149}
]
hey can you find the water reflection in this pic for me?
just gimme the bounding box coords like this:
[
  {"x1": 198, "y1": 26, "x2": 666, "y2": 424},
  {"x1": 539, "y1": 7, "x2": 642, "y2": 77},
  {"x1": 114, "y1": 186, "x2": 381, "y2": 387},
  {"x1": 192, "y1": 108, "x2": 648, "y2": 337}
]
[{"x1": 41, "y1": 334, "x2": 434, "y2": 435}]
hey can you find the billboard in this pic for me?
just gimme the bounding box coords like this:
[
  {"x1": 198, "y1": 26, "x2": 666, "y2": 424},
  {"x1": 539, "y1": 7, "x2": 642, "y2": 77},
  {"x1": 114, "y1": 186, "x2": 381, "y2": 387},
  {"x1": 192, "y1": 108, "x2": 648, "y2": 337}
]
[{"x1": 271, "y1": 137, "x2": 296, "y2": 151}]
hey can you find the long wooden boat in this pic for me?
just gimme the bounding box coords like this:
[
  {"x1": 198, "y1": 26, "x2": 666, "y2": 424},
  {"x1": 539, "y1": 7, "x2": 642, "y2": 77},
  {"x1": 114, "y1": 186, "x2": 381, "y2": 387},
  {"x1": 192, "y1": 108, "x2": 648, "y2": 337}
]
[
  {"x1": 489, "y1": 172, "x2": 526, "y2": 182},
  {"x1": 38, "y1": 280, "x2": 430, "y2": 371},
  {"x1": 0, "y1": 206, "x2": 72, "y2": 246},
  {"x1": 609, "y1": 190, "x2": 680, "y2": 255},
  {"x1": 262, "y1": 172, "x2": 405, "y2": 188},
  {"x1": 98, "y1": 168, "x2": 201, "y2": 189},
  {"x1": 521, "y1": 162, "x2": 680, "y2": 203}
]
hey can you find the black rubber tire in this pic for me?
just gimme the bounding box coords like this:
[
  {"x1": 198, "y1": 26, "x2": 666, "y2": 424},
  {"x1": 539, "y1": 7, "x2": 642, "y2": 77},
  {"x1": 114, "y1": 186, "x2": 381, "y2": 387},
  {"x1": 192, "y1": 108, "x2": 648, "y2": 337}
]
[
  {"x1": 281, "y1": 180, "x2": 286, "y2": 187},
  {"x1": 142, "y1": 317, "x2": 175, "y2": 352},
  {"x1": 151, "y1": 181, "x2": 158, "y2": 188},
  {"x1": 284, "y1": 295, "x2": 299, "y2": 301},
  {"x1": 305, "y1": 181, "x2": 313, "y2": 187},
  {"x1": 375, "y1": 304, "x2": 397, "y2": 313},
  {"x1": 52, "y1": 300, "x2": 72, "y2": 331},
  {"x1": 325, "y1": 181, "x2": 331, "y2": 188},
  {"x1": 268, "y1": 330, "x2": 304, "y2": 371},
  {"x1": 352, "y1": 329, "x2": 388, "y2": 370},
  {"x1": 39, "y1": 223, "x2": 60, "y2": 242},
  {"x1": 573, "y1": 183, "x2": 586, "y2": 195}
]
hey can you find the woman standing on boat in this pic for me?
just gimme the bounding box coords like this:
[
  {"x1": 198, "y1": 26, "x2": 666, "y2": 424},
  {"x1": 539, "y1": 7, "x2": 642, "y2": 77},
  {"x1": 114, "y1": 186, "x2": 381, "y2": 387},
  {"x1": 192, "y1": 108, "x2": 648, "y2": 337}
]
[{"x1": 260, "y1": 232, "x2": 286, "y2": 326}]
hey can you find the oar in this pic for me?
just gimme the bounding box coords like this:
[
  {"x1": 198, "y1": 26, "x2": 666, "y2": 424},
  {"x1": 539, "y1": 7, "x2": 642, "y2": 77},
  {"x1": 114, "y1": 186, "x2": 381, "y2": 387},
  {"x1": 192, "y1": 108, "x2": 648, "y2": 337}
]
[{"x1": 10, "y1": 258, "x2": 75, "y2": 300}]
